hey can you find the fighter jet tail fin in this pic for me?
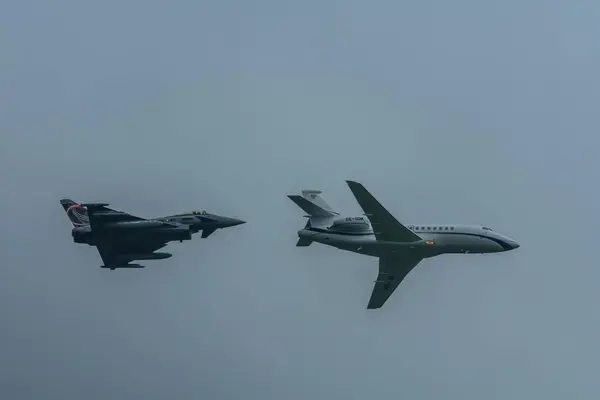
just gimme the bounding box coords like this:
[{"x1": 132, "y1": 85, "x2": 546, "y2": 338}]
[{"x1": 60, "y1": 199, "x2": 90, "y2": 227}]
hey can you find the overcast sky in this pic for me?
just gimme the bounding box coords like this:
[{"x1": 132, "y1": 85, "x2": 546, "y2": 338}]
[{"x1": 2, "y1": 0, "x2": 600, "y2": 399}]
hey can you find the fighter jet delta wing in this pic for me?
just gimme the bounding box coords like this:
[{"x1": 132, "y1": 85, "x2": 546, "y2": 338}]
[
  {"x1": 82, "y1": 203, "x2": 143, "y2": 221},
  {"x1": 345, "y1": 180, "x2": 421, "y2": 243},
  {"x1": 95, "y1": 237, "x2": 169, "y2": 270},
  {"x1": 82, "y1": 203, "x2": 183, "y2": 232},
  {"x1": 78, "y1": 203, "x2": 144, "y2": 231},
  {"x1": 368, "y1": 254, "x2": 423, "y2": 309}
]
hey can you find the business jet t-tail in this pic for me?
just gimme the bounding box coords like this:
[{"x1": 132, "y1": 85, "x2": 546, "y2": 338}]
[{"x1": 287, "y1": 180, "x2": 519, "y2": 309}]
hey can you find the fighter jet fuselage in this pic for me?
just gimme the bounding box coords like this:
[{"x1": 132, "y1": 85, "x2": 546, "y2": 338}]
[
  {"x1": 71, "y1": 223, "x2": 193, "y2": 245},
  {"x1": 60, "y1": 199, "x2": 245, "y2": 270}
]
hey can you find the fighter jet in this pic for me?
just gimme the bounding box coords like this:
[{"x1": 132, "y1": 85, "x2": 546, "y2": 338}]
[
  {"x1": 287, "y1": 180, "x2": 520, "y2": 309},
  {"x1": 60, "y1": 199, "x2": 245, "y2": 270}
]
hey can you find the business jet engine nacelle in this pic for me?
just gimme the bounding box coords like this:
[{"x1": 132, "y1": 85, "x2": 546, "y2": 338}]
[{"x1": 329, "y1": 216, "x2": 372, "y2": 232}]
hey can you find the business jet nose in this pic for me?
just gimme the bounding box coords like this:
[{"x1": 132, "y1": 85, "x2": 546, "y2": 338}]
[
  {"x1": 506, "y1": 239, "x2": 520, "y2": 250},
  {"x1": 498, "y1": 233, "x2": 519, "y2": 251}
]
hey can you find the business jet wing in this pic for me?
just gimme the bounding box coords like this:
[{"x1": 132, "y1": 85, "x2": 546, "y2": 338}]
[
  {"x1": 345, "y1": 181, "x2": 421, "y2": 243},
  {"x1": 368, "y1": 254, "x2": 422, "y2": 309}
]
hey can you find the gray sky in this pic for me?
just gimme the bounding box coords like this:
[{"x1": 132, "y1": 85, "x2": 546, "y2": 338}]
[{"x1": 1, "y1": 0, "x2": 599, "y2": 398}]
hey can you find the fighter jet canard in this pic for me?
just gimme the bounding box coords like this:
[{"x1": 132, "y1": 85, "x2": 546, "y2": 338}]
[
  {"x1": 287, "y1": 180, "x2": 520, "y2": 310},
  {"x1": 60, "y1": 199, "x2": 245, "y2": 270}
]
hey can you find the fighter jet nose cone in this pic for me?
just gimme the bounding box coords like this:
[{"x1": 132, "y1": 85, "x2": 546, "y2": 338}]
[{"x1": 226, "y1": 218, "x2": 246, "y2": 227}]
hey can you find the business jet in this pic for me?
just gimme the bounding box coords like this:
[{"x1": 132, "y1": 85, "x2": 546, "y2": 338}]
[{"x1": 287, "y1": 180, "x2": 520, "y2": 309}]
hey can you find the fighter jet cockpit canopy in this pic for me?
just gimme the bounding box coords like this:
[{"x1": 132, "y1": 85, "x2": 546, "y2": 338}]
[
  {"x1": 184, "y1": 210, "x2": 208, "y2": 215},
  {"x1": 481, "y1": 226, "x2": 493, "y2": 231}
]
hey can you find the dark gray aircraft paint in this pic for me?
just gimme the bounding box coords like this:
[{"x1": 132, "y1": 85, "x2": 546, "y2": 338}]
[{"x1": 60, "y1": 199, "x2": 245, "y2": 270}]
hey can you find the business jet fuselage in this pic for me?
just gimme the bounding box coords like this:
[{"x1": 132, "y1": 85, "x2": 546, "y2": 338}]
[{"x1": 298, "y1": 218, "x2": 519, "y2": 258}]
